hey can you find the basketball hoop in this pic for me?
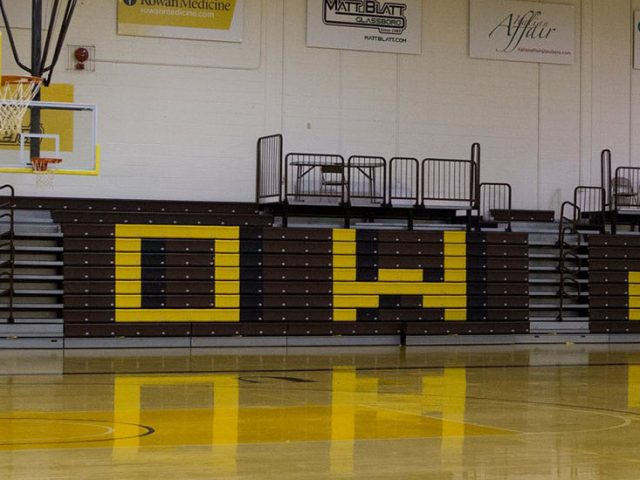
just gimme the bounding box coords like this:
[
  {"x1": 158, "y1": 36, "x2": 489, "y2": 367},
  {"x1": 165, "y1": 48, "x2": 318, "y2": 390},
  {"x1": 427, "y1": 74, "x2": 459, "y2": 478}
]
[
  {"x1": 0, "y1": 76, "x2": 43, "y2": 140},
  {"x1": 31, "y1": 157, "x2": 61, "y2": 189}
]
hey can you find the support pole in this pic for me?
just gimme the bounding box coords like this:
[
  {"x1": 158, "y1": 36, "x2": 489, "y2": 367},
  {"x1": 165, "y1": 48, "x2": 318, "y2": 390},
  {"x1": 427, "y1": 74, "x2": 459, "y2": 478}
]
[{"x1": 30, "y1": 0, "x2": 42, "y2": 160}]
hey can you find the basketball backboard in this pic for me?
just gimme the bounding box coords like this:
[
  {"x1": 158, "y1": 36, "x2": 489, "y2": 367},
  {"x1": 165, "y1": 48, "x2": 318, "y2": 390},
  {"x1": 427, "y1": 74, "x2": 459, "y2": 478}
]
[{"x1": 0, "y1": 99, "x2": 99, "y2": 175}]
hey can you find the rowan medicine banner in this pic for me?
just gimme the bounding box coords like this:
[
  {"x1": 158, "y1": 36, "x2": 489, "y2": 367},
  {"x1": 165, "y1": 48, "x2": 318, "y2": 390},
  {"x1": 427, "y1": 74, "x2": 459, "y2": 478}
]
[
  {"x1": 117, "y1": 0, "x2": 243, "y2": 42},
  {"x1": 470, "y1": 0, "x2": 575, "y2": 65},
  {"x1": 307, "y1": 0, "x2": 422, "y2": 55}
]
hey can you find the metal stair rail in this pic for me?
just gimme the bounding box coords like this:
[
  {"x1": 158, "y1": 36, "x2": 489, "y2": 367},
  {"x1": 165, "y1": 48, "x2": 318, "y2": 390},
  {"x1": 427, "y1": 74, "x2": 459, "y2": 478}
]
[
  {"x1": 0, "y1": 185, "x2": 16, "y2": 324},
  {"x1": 557, "y1": 201, "x2": 583, "y2": 322}
]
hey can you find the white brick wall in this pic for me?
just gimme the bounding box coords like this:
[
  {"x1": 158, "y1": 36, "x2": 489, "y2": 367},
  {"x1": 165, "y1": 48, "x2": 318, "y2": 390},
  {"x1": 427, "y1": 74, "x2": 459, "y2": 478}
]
[{"x1": 0, "y1": 0, "x2": 638, "y2": 212}]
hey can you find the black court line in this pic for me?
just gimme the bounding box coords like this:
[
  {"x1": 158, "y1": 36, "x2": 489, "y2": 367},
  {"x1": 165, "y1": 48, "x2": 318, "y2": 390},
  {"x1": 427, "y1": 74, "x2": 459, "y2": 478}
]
[
  {"x1": 0, "y1": 361, "x2": 640, "y2": 378},
  {"x1": 0, "y1": 417, "x2": 155, "y2": 446}
]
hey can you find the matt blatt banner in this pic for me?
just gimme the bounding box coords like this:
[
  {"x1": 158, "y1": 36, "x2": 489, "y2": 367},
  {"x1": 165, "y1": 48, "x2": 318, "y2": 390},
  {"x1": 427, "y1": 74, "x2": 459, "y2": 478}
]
[
  {"x1": 306, "y1": 0, "x2": 422, "y2": 55},
  {"x1": 117, "y1": 0, "x2": 243, "y2": 42},
  {"x1": 470, "y1": 0, "x2": 575, "y2": 65}
]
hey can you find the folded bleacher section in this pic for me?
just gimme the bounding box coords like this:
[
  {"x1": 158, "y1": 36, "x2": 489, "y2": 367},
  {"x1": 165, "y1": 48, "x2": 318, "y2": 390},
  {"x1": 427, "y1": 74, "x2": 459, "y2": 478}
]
[{"x1": 59, "y1": 219, "x2": 530, "y2": 341}]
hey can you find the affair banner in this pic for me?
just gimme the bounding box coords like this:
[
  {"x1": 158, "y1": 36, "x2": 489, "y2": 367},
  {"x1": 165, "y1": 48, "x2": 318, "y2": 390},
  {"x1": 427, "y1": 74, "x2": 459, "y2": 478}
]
[
  {"x1": 470, "y1": 0, "x2": 575, "y2": 65},
  {"x1": 635, "y1": 11, "x2": 640, "y2": 70},
  {"x1": 117, "y1": 0, "x2": 243, "y2": 42},
  {"x1": 306, "y1": 0, "x2": 422, "y2": 55}
]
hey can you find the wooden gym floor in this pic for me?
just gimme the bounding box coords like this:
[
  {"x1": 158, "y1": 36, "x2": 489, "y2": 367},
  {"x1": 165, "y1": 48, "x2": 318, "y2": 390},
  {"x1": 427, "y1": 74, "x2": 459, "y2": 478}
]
[{"x1": 1, "y1": 344, "x2": 640, "y2": 479}]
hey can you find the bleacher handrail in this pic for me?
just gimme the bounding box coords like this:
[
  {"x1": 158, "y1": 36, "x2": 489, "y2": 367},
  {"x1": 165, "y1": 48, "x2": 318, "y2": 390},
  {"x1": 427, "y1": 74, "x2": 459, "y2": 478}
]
[
  {"x1": 0, "y1": 184, "x2": 15, "y2": 324},
  {"x1": 601, "y1": 149, "x2": 612, "y2": 211},
  {"x1": 558, "y1": 200, "x2": 582, "y2": 322},
  {"x1": 472, "y1": 143, "x2": 481, "y2": 208}
]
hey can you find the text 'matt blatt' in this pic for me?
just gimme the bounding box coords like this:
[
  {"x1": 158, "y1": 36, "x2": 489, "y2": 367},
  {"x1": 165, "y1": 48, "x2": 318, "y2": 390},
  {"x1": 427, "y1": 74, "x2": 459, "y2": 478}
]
[
  {"x1": 307, "y1": 0, "x2": 421, "y2": 54},
  {"x1": 323, "y1": 0, "x2": 408, "y2": 34}
]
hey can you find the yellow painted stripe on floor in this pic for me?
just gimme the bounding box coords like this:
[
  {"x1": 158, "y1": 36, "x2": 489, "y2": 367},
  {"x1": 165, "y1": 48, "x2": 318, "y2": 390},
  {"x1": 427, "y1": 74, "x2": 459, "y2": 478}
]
[
  {"x1": 630, "y1": 272, "x2": 640, "y2": 284},
  {"x1": 629, "y1": 309, "x2": 640, "y2": 321},
  {"x1": 630, "y1": 285, "x2": 640, "y2": 296},
  {"x1": 115, "y1": 225, "x2": 240, "y2": 239},
  {"x1": 629, "y1": 366, "x2": 640, "y2": 408},
  {"x1": 116, "y1": 309, "x2": 240, "y2": 322}
]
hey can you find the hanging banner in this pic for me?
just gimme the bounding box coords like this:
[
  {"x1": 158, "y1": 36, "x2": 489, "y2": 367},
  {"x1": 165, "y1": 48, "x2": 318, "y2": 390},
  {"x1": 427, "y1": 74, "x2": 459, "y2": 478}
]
[
  {"x1": 117, "y1": 0, "x2": 243, "y2": 42},
  {"x1": 306, "y1": 0, "x2": 422, "y2": 55},
  {"x1": 470, "y1": 0, "x2": 575, "y2": 65},
  {"x1": 635, "y1": 11, "x2": 640, "y2": 70}
]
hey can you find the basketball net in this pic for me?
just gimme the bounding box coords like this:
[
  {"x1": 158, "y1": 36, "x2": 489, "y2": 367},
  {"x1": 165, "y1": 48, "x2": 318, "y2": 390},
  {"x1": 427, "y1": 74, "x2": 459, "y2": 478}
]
[
  {"x1": 0, "y1": 76, "x2": 43, "y2": 141},
  {"x1": 32, "y1": 157, "x2": 61, "y2": 189}
]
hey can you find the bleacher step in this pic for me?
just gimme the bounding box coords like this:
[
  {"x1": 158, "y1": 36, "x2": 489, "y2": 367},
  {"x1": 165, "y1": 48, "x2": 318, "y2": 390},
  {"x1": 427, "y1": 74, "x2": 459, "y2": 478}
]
[
  {"x1": 0, "y1": 324, "x2": 63, "y2": 337},
  {"x1": 14, "y1": 289, "x2": 64, "y2": 295},
  {"x1": 0, "y1": 303, "x2": 64, "y2": 309}
]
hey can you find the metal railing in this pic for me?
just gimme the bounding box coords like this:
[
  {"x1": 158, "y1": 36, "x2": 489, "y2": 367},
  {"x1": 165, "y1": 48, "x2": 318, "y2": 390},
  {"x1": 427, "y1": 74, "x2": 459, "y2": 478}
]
[
  {"x1": 479, "y1": 182, "x2": 512, "y2": 231},
  {"x1": 601, "y1": 149, "x2": 612, "y2": 212},
  {"x1": 0, "y1": 185, "x2": 16, "y2": 324},
  {"x1": 421, "y1": 158, "x2": 476, "y2": 208},
  {"x1": 557, "y1": 201, "x2": 582, "y2": 322},
  {"x1": 573, "y1": 186, "x2": 606, "y2": 233},
  {"x1": 613, "y1": 166, "x2": 640, "y2": 210},
  {"x1": 347, "y1": 156, "x2": 386, "y2": 205},
  {"x1": 285, "y1": 153, "x2": 346, "y2": 204},
  {"x1": 255, "y1": 135, "x2": 486, "y2": 230},
  {"x1": 472, "y1": 142, "x2": 481, "y2": 208},
  {"x1": 256, "y1": 134, "x2": 283, "y2": 204},
  {"x1": 388, "y1": 157, "x2": 419, "y2": 206}
]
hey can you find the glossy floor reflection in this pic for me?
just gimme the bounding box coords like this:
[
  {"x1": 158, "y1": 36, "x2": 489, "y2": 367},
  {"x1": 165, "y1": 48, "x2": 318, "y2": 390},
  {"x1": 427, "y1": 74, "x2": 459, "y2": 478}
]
[{"x1": 2, "y1": 344, "x2": 640, "y2": 478}]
